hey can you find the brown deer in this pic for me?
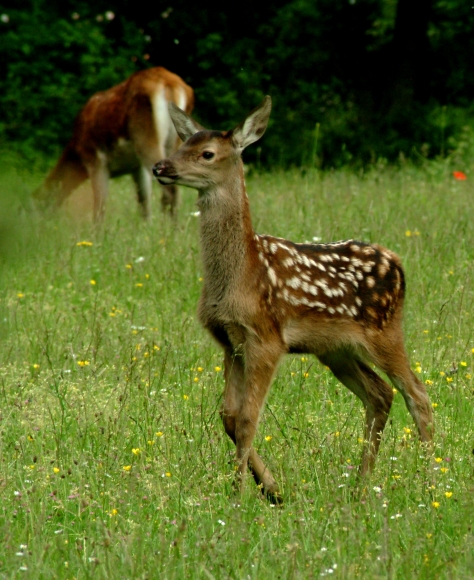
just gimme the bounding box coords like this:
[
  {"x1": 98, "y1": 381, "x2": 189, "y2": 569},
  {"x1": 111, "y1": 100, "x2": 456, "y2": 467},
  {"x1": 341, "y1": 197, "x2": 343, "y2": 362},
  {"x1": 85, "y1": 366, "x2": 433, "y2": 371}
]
[
  {"x1": 153, "y1": 96, "x2": 434, "y2": 503},
  {"x1": 34, "y1": 67, "x2": 194, "y2": 221}
]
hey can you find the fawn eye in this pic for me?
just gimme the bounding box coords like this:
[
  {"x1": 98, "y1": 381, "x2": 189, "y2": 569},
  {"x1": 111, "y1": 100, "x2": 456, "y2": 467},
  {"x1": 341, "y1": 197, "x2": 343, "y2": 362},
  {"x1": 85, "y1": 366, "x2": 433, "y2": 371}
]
[{"x1": 202, "y1": 151, "x2": 215, "y2": 160}]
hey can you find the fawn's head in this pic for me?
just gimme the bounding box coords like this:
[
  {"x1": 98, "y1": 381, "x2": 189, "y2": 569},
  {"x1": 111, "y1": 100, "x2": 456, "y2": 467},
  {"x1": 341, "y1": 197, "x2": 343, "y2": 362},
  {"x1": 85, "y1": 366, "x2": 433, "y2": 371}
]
[{"x1": 153, "y1": 96, "x2": 272, "y2": 191}]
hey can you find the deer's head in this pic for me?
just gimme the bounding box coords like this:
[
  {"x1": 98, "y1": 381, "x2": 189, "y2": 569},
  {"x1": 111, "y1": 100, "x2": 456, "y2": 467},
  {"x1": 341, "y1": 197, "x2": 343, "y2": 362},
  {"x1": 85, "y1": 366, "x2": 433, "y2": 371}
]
[{"x1": 153, "y1": 96, "x2": 272, "y2": 192}]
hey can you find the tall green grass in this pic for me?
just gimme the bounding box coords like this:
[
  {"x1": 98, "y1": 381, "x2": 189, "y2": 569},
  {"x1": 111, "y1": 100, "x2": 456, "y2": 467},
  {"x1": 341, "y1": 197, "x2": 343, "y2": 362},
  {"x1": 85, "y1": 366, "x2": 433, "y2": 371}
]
[{"x1": 0, "y1": 160, "x2": 473, "y2": 578}]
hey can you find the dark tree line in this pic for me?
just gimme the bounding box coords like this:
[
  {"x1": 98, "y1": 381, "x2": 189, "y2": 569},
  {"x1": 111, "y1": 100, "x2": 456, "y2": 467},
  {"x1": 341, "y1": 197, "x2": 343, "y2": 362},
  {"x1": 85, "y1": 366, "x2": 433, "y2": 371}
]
[{"x1": 1, "y1": 0, "x2": 473, "y2": 167}]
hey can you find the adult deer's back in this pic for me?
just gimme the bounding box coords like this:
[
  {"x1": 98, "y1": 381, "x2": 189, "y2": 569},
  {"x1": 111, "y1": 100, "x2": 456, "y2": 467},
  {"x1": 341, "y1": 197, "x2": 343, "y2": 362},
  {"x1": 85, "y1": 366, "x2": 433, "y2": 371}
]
[
  {"x1": 35, "y1": 67, "x2": 194, "y2": 221},
  {"x1": 153, "y1": 97, "x2": 433, "y2": 503}
]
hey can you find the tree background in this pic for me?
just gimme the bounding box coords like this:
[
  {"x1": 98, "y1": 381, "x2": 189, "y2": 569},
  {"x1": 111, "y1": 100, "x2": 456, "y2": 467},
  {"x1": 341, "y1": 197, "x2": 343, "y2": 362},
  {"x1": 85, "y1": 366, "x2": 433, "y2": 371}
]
[{"x1": 1, "y1": 0, "x2": 473, "y2": 168}]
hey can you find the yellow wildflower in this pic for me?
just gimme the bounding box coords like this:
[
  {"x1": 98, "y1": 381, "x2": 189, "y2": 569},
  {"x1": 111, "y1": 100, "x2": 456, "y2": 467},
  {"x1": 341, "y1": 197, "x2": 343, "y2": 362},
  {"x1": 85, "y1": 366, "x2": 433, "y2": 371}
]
[
  {"x1": 432, "y1": 501, "x2": 440, "y2": 509},
  {"x1": 77, "y1": 360, "x2": 90, "y2": 367},
  {"x1": 460, "y1": 361, "x2": 467, "y2": 367},
  {"x1": 53, "y1": 467, "x2": 60, "y2": 474},
  {"x1": 156, "y1": 431, "x2": 163, "y2": 437},
  {"x1": 123, "y1": 465, "x2": 132, "y2": 471},
  {"x1": 183, "y1": 394, "x2": 189, "y2": 400},
  {"x1": 76, "y1": 241, "x2": 93, "y2": 247},
  {"x1": 165, "y1": 472, "x2": 171, "y2": 477},
  {"x1": 265, "y1": 436, "x2": 272, "y2": 442},
  {"x1": 425, "y1": 379, "x2": 433, "y2": 386},
  {"x1": 435, "y1": 457, "x2": 442, "y2": 463},
  {"x1": 215, "y1": 366, "x2": 221, "y2": 372},
  {"x1": 90, "y1": 280, "x2": 96, "y2": 285},
  {"x1": 445, "y1": 492, "x2": 453, "y2": 498},
  {"x1": 131, "y1": 448, "x2": 141, "y2": 455}
]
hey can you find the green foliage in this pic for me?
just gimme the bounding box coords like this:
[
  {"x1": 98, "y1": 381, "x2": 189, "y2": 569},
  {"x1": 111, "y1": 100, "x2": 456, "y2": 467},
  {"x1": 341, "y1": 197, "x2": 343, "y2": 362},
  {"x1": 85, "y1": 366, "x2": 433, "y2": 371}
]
[
  {"x1": 1, "y1": 0, "x2": 474, "y2": 167},
  {"x1": 0, "y1": 3, "x2": 146, "y2": 162}
]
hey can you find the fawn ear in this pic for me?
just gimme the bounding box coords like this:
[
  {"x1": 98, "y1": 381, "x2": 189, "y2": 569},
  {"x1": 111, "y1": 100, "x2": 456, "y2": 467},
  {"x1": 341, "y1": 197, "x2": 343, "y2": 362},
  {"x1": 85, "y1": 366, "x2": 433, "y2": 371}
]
[
  {"x1": 168, "y1": 102, "x2": 203, "y2": 142},
  {"x1": 232, "y1": 96, "x2": 272, "y2": 151}
]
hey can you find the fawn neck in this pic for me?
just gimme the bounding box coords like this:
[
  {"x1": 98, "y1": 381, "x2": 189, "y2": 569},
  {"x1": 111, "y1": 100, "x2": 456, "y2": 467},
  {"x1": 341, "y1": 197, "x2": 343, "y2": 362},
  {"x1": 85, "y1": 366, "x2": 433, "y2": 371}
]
[{"x1": 197, "y1": 162, "x2": 255, "y2": 299}]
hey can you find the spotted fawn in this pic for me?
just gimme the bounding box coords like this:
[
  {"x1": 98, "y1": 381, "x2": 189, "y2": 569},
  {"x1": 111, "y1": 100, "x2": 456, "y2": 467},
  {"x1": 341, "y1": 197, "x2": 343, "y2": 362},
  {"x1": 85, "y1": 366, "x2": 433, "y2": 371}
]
[{"x1": 153, "y1": 96, "x2": 433, "y2": 503}]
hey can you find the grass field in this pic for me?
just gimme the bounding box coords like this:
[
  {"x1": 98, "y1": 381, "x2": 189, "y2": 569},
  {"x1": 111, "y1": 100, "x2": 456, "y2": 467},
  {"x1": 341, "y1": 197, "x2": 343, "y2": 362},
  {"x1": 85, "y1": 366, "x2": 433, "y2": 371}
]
[{"x1": 0, "y1": 158, "x2": 473, "y2": 579}]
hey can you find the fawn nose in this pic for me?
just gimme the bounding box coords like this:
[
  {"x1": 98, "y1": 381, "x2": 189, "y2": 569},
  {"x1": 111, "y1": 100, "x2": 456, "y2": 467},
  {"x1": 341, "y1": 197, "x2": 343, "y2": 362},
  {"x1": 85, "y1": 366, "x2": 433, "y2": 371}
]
[{"x1": 152, "y1": 161, "x2": 166, "y2": 178}]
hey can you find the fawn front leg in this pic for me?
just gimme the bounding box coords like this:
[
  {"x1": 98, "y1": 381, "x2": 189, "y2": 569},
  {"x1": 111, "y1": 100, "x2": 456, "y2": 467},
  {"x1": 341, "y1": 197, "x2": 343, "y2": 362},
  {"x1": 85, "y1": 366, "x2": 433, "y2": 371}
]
[
  {"x1": 233, "y1": 342, "x2": 282, "y2": 498},
  {"x1": 221, "y1": 347, "x2": 281, "y2": 501}
]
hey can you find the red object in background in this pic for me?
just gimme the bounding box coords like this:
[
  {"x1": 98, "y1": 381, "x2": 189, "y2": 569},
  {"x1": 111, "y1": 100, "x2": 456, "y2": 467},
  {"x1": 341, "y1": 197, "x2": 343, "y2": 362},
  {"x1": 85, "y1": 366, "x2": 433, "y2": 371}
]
[{"x1": 453, "y1": 171, "x2": 467, "y2": 180}]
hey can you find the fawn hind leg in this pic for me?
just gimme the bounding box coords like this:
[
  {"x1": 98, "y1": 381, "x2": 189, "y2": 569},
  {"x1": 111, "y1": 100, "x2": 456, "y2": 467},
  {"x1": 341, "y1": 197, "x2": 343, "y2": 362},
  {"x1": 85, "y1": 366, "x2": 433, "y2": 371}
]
[
  {"x1": 221, "y1": 348, "x2": 281, "y2": 502},
  {"x1": 368, "y1": 327, "x2": 434, "y2": 445},
  {"x1": 319, "y1": 353, "x2": 394, "y2": 477}
]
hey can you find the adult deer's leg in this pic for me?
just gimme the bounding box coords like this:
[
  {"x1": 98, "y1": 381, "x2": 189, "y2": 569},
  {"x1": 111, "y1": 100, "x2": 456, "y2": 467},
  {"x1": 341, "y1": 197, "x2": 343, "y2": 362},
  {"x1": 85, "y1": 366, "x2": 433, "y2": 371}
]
[
  {"x1": 222, "y1": 347, "x2": 281, "y2": 500},
  {"x1": 132, "y1": 166, "x2": 153, "y2": 219},
  {"x1": 89, "y1": 161, "x2": 109, "y2": 223},
  {"x1": 159, "y1": 184, "x2": 179, "y2": 217},
  {"x1": 320, "y1": 354, "x2": 394, "y2": 477}
]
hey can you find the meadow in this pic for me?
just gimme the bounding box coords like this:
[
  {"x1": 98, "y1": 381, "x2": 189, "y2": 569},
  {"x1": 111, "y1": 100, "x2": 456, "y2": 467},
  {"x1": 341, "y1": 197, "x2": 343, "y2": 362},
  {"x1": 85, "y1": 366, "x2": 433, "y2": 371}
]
[{"x1": 0, "y1": 157, "x2": 473, "y2": 579}]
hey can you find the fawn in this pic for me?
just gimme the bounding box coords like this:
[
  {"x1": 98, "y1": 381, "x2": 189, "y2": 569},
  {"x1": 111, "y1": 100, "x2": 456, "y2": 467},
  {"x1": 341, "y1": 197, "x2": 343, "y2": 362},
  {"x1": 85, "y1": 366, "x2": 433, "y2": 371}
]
[{"x1": 153, "y1": 96, "x2": 433, "y2": 502}]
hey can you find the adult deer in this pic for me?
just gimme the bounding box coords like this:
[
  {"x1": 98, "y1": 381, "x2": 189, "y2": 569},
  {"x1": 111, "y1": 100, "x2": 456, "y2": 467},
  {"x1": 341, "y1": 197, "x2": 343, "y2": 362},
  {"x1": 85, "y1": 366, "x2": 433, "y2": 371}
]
[
  {"x1": 153, "y1": 97, "x2": 433, "y2": 503},
  {"x1": 35, "y1": 67, "x2": 194, "y2": 221}
]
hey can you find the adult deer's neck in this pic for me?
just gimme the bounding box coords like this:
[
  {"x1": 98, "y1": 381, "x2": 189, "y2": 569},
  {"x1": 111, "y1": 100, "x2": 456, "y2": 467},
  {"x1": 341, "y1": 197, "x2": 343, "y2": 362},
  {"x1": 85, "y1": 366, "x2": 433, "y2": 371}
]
[{"x1": 197, "y1": 163, "x2": 255, "y2": 298}]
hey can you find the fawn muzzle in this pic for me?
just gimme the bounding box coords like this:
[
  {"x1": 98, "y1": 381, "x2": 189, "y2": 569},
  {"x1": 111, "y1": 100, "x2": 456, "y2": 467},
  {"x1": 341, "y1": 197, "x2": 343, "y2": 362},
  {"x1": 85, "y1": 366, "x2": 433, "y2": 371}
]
[{"x1": 153, "y1": 160, "x2": 177, "y2": 185}]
